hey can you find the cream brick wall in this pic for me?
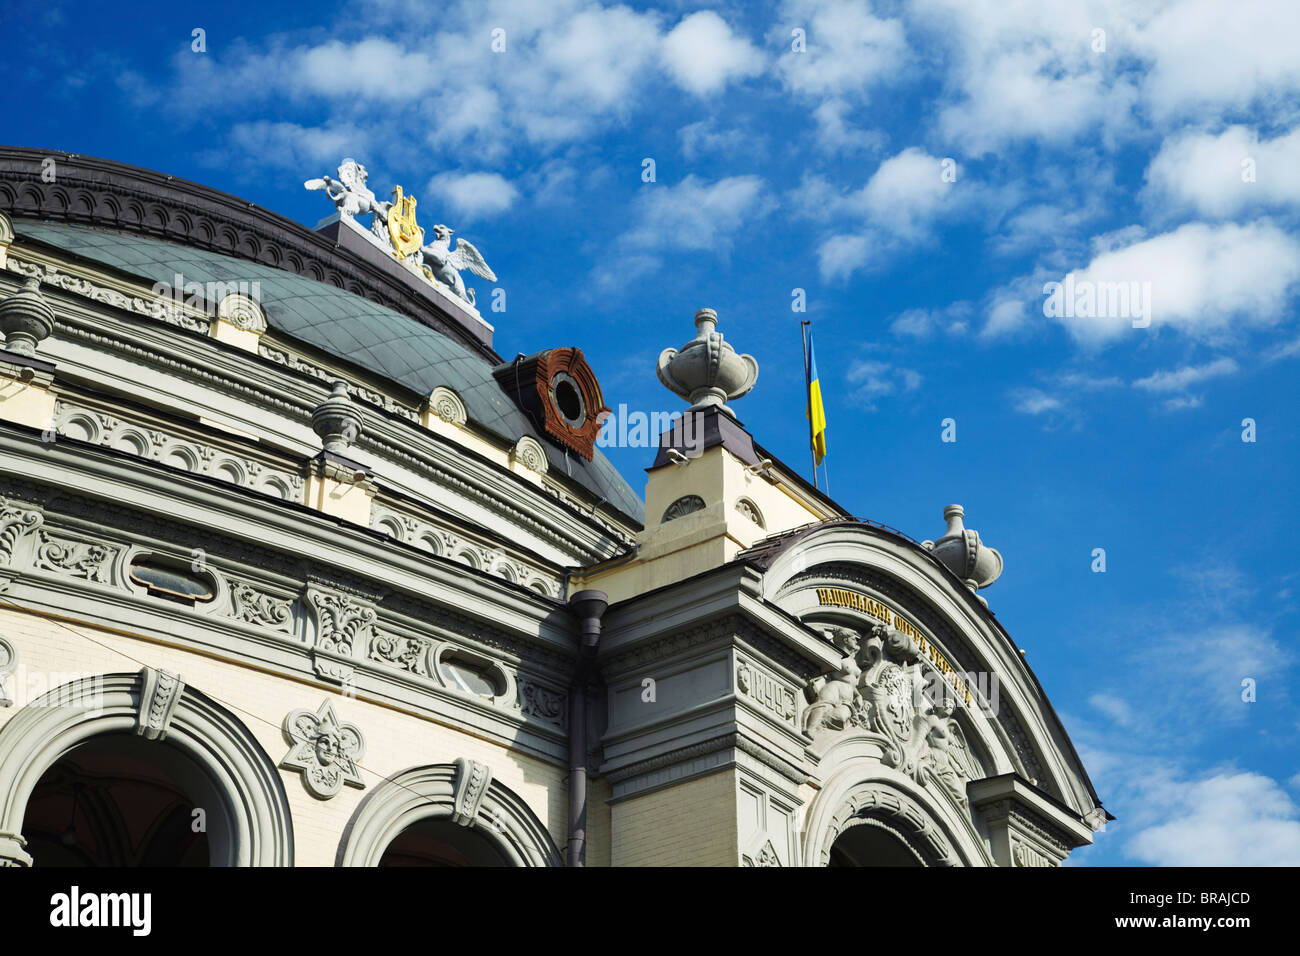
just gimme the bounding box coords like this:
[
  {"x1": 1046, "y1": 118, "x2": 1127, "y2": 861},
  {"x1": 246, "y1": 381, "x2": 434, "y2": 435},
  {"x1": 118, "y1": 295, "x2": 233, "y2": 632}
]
[
  {"x1": 0, "y1": 605, "x2": 567, "y2": 866},
  {"x1": 610, "y1": 769, "x2": 739, "y2": 866}
]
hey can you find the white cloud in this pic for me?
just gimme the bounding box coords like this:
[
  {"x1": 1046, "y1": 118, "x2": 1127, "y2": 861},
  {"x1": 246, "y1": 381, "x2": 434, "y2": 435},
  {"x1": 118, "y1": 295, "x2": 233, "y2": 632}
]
[
  {"x1": 846, "y1": 358, "x2": 922, "y2": 409},
  {"x1": 777, "y1": 0, "x2": 908, "y2": 98},
  {"x1": 619, "y1": 175, "x2": 771, "y2": 254},
  {"x1": 1132, "y1": 357, "x2": 1239, "y2": 392},
  {"x1": 1133, "y1": 0, "x2": 1300, "y2": 124},
  {"x1": 661, "y1": 11, "x2": 763, "y2": 95},
  {"x1": 425, "y1": 171, "x2": 520, "y2": 218},
  {"x1": 860, "y1": 147, "x2": 955, "y2": 238},
  {"x1": 1046, "y1": 221, "x2": 1300, "y2": 343},
  {"x1": 1128, "y1": 770, "x2": 1300, "y2": 866},
  {"x1": 1144, "y1": 125, "x2": 1300, "y2": 218},
  {"x1": 1009, "y1": 387, "x2": 1063, "y2": 416},
  {"x1": 677, "y1": 121, "x2": 758, "y2": 162},
  {"x1": 811, "y1": 98, "x2": 887, "y2": 154},
  {"x1": 817, "y1": 233, "x2": 873, "y2": 281},
  {"x1": 890, "y1": 301, "x2": 973, "y2": 338},
  {"x1": 909, "y1": 0, "x2": 1138, "y2": 155},
  {"x1": 227, "y1": 121, "x2": 370, "y2": 172}
]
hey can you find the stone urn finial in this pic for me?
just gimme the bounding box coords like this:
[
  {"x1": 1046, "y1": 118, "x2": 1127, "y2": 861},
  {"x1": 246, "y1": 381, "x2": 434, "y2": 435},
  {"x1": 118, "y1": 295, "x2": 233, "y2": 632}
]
[
  {"x1": 922, "y1": 504, "x2": 1003, "y2": 591},
  {"x1": 312, "y1": 380, "x2": 363, "y2": 455},
  {"x1": 0, "y1": 278, "x2": 56, "y2": 356},
  {"x1": 656, "y1": 308, "x2": 759, "y2": 413}
]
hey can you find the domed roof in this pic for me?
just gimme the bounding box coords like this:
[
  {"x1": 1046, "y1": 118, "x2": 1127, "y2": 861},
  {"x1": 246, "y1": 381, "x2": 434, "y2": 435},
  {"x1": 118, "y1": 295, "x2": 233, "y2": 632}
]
[{"x1": 15, "y1": 219, "x2": 644, "y2": 522}]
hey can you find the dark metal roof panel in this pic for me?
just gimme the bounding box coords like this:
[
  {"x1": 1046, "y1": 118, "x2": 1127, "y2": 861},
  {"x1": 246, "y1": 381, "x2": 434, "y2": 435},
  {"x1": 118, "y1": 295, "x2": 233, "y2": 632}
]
[{"x1": 15, "y1": 221, "x2": 645, "y2": 522}]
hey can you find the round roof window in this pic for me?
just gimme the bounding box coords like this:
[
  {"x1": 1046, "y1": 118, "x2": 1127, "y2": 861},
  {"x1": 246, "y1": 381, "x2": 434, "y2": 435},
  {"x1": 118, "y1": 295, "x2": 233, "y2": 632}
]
[{"x1": 550, "y1": 371, "x2": 586, "y2": 428}]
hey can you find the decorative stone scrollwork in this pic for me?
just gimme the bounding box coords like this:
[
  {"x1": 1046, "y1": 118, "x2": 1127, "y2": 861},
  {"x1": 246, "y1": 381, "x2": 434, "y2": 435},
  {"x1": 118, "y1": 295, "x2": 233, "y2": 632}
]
[
  {"x1": 803, "y1": 623, "x2": 979, "y2": 806},
  {"x1": 510, "y1": 436, "x2": 549, "y2": 475},
  {"x1": 5, "y1": 255, "x2": 208, "y2": 333},
  {"x1": 136, "y1": 667, "x2": 185, "y2": 741},
  {"x1": 307, "y1": 589, "x2": 376, "y2": 683},
  {"x1": 33, "y1": 532, "x2": 115, "y2": 584},
  {"x1": 427, "y1": 386, "x2": 467, "y2": 426},
  {"x1": 0, "y1": 637, "x2": 16, "y2": 708},
  {"x1": 662, "y1": 494, "x2": 705, "y2": 523},
  {"x1": 1012, "y1": 838, "x2": 1054, "y2": 867},
  {"x1": 518, "y1": 680, "x2": 566, "y2": 728},
  {"x1": 451, "y1": 757, "x2": 492, "y2": 827},
  {"x1": 279, "y1": 699, "x2": 366, "y2": 800},
  {"x1": 229, "y1": 581, "x2": 294, "y2": 633},
  {"x1": 0, "y1": 497, "x2": 42, "y2": 565},
  {"x1": 742, "y1": 839, "x2": 781, "y2": 867},
  {"x1": 368, "y1": 630, "x2": 429, "y2": 676},
  {"x1": 216, "y1": 292, "x2": 267, "y2": 333}
]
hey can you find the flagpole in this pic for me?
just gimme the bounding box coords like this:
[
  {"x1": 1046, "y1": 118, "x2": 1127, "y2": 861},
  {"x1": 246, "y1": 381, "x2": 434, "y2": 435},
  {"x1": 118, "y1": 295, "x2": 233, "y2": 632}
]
[{"x1": 801, "y1": 320, "x2": 818, "y2": 490}]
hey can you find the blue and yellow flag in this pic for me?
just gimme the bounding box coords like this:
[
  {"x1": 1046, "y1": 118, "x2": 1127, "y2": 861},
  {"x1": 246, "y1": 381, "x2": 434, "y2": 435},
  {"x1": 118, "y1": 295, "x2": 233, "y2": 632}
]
[{"x1": 806, "y1": 332, "x2": 827, "y2": 466}]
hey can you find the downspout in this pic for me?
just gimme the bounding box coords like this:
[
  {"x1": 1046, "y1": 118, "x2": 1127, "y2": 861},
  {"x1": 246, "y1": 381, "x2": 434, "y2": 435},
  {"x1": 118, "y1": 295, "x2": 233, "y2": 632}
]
[{"x1": 566, "y1": 589, "x2": 608, "y2": 867}]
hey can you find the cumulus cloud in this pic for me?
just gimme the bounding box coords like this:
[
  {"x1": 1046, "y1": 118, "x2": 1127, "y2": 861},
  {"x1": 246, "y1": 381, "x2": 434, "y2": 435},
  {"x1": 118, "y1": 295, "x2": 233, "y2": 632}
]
[
  {"x1": 660, "y1": 11, "x2": 763, "y2": 95},
  {"x1": 1128, "y1": 770, "x2": 1300, "y2": 866},
  {"x1": 777, "y1": 0, "x2": 909, "y2": 99},
  {"x1": 425, "y1": 171, "x2": 520, "y2": 218},
  {"x1": 1133, "y1": 0, "x2": 1300, "y2": 123},
  {"x1": 1144, "y1": 125, "x2": 1300, "y2": 218},
  {"x1": 1042, "y1": 221, "x2": 1300, "y2": 343},
  {"x1": 596, "y1": 174, "x2": 773, "y2": 287}
]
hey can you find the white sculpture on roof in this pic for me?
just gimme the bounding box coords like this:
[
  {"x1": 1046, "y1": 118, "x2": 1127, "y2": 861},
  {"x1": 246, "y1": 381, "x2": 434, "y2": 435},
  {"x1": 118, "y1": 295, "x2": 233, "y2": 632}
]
[
  {"x1": 304, "y1": 159, "x2": 392, "y2": 248},
  {"x1": 305, "y1": 160, "x2": 497, "y2": 310},
  {"x1": 417, "y1": 225, "x2": 497, "y2": 308}
]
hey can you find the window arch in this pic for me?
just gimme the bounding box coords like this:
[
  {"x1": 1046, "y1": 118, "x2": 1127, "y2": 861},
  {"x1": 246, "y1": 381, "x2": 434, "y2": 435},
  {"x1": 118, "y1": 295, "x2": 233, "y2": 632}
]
[
  {"x1": 0, "y1": 668, "x2": 293, "y2": 867},
  {"x1": 337, "y1": 760, "x2": 560, "y2": 867}
]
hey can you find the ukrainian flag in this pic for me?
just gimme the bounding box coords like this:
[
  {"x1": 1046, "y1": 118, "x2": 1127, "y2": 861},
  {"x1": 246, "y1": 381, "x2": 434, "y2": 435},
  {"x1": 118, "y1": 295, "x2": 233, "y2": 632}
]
[{"x1": 806, "y1": 332, "x2": 827, "y2": 465}]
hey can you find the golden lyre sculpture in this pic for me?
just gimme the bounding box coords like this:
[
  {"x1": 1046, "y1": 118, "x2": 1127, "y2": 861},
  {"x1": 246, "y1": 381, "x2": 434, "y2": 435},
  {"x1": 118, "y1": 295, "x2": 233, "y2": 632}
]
[{"x1": 386, "y1": 185, "x2": 424, "y2": 259}]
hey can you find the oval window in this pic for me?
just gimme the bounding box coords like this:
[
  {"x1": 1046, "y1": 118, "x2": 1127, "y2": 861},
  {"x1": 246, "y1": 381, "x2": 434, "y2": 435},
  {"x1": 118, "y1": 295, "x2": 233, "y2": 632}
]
[
  {"x1": 441, "y1": 655, "x2": 504, "y2": 699},
  {"x1": 129, "y1": 556, "x2": 215, "y2": 605}
]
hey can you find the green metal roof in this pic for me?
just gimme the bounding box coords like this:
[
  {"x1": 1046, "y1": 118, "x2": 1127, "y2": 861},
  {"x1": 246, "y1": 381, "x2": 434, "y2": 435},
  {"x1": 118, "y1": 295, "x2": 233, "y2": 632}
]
[{"x1": 16, "y1": 221, "x2": 644, "y2": 522}]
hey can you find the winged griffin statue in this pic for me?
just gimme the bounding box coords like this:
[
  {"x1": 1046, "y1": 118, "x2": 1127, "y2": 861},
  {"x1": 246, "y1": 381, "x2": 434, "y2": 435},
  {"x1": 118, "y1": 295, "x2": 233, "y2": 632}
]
[
  {"x1": 416, "y1": 225, "x2": 497, "y2": 307},
  {"x1": 304, "y1": 159, "x2": 497, "y2": 308}
]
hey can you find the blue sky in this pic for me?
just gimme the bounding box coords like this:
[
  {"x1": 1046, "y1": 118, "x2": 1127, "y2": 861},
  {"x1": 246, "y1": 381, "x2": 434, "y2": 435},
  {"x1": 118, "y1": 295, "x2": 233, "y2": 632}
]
[{"x1": 7, "y1": 0, "x2": 1300, "y2": 865}]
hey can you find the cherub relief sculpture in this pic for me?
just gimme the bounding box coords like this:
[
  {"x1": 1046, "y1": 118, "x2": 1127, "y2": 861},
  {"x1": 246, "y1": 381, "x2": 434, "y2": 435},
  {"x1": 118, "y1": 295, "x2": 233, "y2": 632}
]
[
  {"x1": 803, "y1": 619, "x2": 980, "y2": 805},
  {"x1": 802, "y1": 627, "x2": 863, "y2": 733}
]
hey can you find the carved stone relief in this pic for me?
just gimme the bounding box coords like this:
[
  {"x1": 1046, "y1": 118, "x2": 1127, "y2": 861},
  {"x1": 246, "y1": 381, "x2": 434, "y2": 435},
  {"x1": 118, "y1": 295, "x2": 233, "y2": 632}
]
[
  {"x1": 803, "y1": 622, "x2": 980, "y2": 806},
  {"x1": 0, "y1": 497, "x2": 42, "y2": 565},
  {"x1": 136, "y1": 666, "x2": 185, "y2": 741},
  {"x1": 307, "y1": 589, "x2": 376, "y2": 683},
  {"x1": 0, "y1": 637, "x2": 16, "y2": 708}
]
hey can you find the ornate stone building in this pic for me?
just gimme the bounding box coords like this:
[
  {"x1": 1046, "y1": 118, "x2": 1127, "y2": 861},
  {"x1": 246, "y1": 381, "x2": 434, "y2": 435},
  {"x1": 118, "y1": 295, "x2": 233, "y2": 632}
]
[{"x1": 0, "y1": 147, "x2": 1107, "y2": 867}]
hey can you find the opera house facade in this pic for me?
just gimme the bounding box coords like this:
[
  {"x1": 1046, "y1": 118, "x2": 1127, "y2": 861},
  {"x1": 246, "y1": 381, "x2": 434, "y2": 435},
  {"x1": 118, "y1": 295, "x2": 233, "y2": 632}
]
[{"x1": 0, "y1": 146, "x2": 1107, "y2": 866}]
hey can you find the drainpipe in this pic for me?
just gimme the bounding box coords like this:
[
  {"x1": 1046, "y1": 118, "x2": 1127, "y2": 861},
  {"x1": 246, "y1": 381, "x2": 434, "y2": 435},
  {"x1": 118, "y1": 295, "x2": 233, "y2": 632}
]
[{"x1": 566, "y1": 589, "x2": 607, "y2": 867}]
